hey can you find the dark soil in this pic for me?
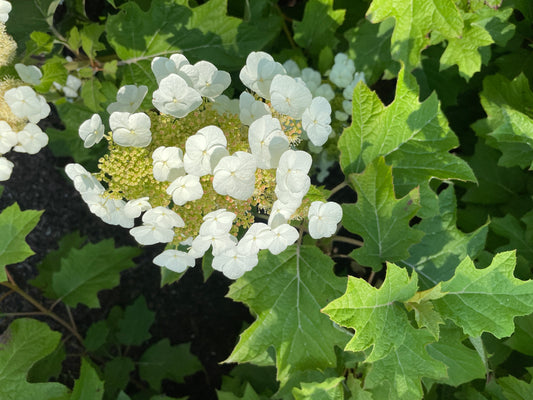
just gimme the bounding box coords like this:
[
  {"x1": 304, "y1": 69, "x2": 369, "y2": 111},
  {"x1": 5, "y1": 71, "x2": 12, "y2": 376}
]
[{"x1": 0, "y1": 148, "x2": 253, "y2": 399}]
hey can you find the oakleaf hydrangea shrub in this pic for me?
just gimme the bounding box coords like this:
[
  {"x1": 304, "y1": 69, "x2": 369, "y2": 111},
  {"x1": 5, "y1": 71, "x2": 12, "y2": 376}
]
[{"x1": 67, "y1": 51, "x2": 346, "y2": 279}]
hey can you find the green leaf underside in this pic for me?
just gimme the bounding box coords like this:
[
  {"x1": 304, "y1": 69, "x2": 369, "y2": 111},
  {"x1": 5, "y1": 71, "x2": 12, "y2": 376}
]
[
  {"x1": 227, "y1": 245, "x2": 350, "y2": 381},
  {"x1": 366, "y1": 0, "x2": 463, "y2": 68},
  {"x1": 49, "y1": 239, "x2": 141, "y2": 308},
  {"x1": 106, "y1": 0, "x2": 281, "y2": 71},
  {"x1": 399, "y1": 184, "x2": 488, "y2": 288},
  {"x1": 338, "y1": 66, "x2": 474, "y2": 195},
  {"x1": 0, "y1": 204, "x2": 42, "y2": 281},
  {"x1": 0, "y1": 319, "x2": 69, "y2": 400},
  {"x1": 434, "y1": 251, "x2": 533, "y2": 338},
  {"x1": 342, "y1": 158, "x2": 424, "y2": 270}
]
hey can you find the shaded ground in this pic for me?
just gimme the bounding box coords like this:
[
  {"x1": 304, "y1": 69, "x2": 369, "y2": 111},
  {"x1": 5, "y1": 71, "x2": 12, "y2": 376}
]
[{"x1": 0, "y1": 148, "x2": 252, "y2": 399}]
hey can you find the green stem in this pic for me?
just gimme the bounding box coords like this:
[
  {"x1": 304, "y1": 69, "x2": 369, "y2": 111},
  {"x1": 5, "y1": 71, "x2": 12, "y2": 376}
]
[{"x1": 333, "y1": 235, "x2": 363, "y2": 247}]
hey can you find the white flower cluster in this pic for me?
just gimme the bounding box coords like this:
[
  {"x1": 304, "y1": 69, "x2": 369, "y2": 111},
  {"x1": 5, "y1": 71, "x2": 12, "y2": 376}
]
[
  {"x1": 0, "y1": 81, "x2": 50, "y2": 181},
  {"x1": 68, "y1": 52, "x2": 343, "y2": 280}
]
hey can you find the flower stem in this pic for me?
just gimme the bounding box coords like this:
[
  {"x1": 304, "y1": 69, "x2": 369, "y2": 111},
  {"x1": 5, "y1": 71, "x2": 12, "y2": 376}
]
[{"x1": 333, "y1": 235, "x2": 363, "y2": 247}]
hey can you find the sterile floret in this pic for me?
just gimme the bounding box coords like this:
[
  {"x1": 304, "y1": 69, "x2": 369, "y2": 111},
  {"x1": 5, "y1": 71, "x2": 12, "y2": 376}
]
[
  {"x1": 107, "y1": 85, "x2": 148, "y2": 114},
  {"x1": 78, "y1": 114, "x2": 105, "y2": 148},
  {"x1": 270, "y1": 74, "x2": 312, "y2": 119},
  {"x1": 183, "y1": 125, "x2": 228, "y2": 176},
  {"x1": 0, "y1": 121, "x2": 17, "y2": 153},
  {"x1": 109, "y1": 111, "x2": 152, "y2": 147},
  {"x1": 14, "y1": 64, "x2": 42, "y2": 86},
  {"x1": 166, "y1": 174, "x2": 203, "y2": 206},
  {"x1": 212, "y1": 151, "x2": 257, "y2": 200},
  {"x1": 14, "y1": 123, "x2": 48, "y2": 154},
  {"x1": 212, "y1": 244, "x2": 259, "y2": 279},
  {"x1": 240, "y1": 51, "x2": 285, "y2": 99},
  {"x1": 152, "y1": 146, "x2": 185, "y2": 182},
  {"x1": 308, "y1": 201, "x2": 343, "y2": 239},
  {"x1": 192, "y1": 60, "x2": 231, "y2": 98},
  {"x1": 123, "y1": 197, "x2": 151, "y2": 218},
  {"x1": 247, "y1": 115, "x2": 288, "y2": 169},
  {"x1": 302, "y1": 97, "x2": 332, "y2": 146},
  {"x1": 152, "y1": 74, "x2": 202, "y2": 118},
  {"x1": 0, "y1": 156, "x2": 14, "y2": 181},
  {"x1": 239, "y1": 92, "x2": 270, "y2": 126},
  {"x1": 0, "y1": 0, "x2": 11, "y2": 23},
  {"x1": 65, "y1": 163, "x2": 104, "y2": 194},
  {"x1": 153, "y1": 249, "x2": 195, "y2": 273},
  {"x1": 4, "y1": 86, "x2": 50, "y2": 123}
]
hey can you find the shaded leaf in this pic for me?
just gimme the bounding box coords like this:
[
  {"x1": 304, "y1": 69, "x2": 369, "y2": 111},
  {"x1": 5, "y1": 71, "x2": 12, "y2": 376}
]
[
  {"x1": 116, "y1": 295, "x2": 155, "y2": 346},
  {"x1": 71, "y1": 358, "x2": 104, "y2": 400}
]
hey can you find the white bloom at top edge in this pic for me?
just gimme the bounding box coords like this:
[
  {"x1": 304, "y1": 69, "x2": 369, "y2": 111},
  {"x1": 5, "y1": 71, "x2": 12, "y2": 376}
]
[
  {"x1": 65, "y1": 163, "x2": 104, "y2": 194},
  {"x1": 238, "y1": 222, "x2": 274, "y2": 254},
  {"x1": 0, "y1": 157, "x2": 14, "y2": 181},
  {"x1": 239, "y1": 51, "x2": 286, "y2": 100},
  {"x1": 212, "y1": 151, "x2": 257, "y2": 201},
  {"x1": 0, "y1": 121, "x2": 18, "y2": 154},
  {"x1": 199, "y1": 209, "x2": 236, "y2": 236},
  {"x1": 14, "y1": 64, "x2": 42, "y2": 86},
  {"x1": 109, "y1": 111, "x2": 152, "y2": 147},
  {"x1": 14, "y1": 123, "x2": 48, "y2": 154},
  {"x1": 166, "y1": 174, "x2": 203, "y2": 206},
  {"x1": 79, "y1": 114, "x2": 105, "y2": 148},
  {"x1": 4, "y1": 86, "x2": 50, "y2": 123},
  {"x1": 308, "y1": 201, "x2": 342, "y2": 239},
  {"x1": 153, "y1": 249, "x2": 195, "y2": 273},
  {"x1": 314, "y1": 83, "x2": 335, "y2": 101},
  {"x1": 142, "y1": 206, "x2": 185, "y2": 229},
  {"x1": 283, "y1": 59, "x2": 301, "y2": 78},
  {"x1": 343, "y1": 72, "x2": 366, "y2": 101},
  {"x1": 211, "y1": 95, "x2": 239, "y2": 116},
  {"x1": 152, "y1": 146, "x2": 185, "y2": 182},
  {"x1": 270, "y1": 75, "x2": 312, "y2": 119},
  {"x1": 248, "y1": 115, "x2": 288, "y2": 169},
  {"x1": 269, "y1": 223, "x2": 299, "y2": 255},
  {"x1": 183, "y1": 125, "x2": 228, "y2": 176},
  {"x1": 192, "y1": 60, "x2": 231, "y2": 99},
  {"x1": 152, "y1": 74, "x2": 202, "y2": 118},
  {"x1": 124, "y1": 197, "x2": 151, "y2": 218},
  {"x1": 212, "y1": 243, "x2": 259, "y2": 279},
  {"x1": 329, "y1": 53, "x2": 355, "y2": 89},
  {"x1": 0, "y1": 0, "x2": 12, "y2": 23},
  {"x1": 107, "y1": 85, "x2": 148, "y2": 114},
  {"x1": 301, "y1": 68, "x2": 321, "y2": 94},
  {"x1": 239, "y1": 92, "x2": 271, "y2": 126},
  {"x1": 302, "y1": 96, "x2": 332, "y2": 147}
]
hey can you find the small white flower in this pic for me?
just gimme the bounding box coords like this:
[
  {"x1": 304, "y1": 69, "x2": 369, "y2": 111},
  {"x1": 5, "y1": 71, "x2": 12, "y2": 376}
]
[
  {"x1": 247, "y1": 115, "x2": 288, "y2": 169},
  {"x1": 65, "y1": 163, "x2": 104, "y2": 194},
  {"x1": 129, "y1": 223, "x2": 175, "y2": 245},
  {"x1": 191, "y1": 232, "x2": 237, "y2": 258},
  {"x1": 268, "y1": 199, "x2": 299, "y2": 227},
  {"x1": 14, "y1": 123, "x2": 48, "y2": 154},
  {"x1": 192, "y1": 61, "x2": 231, "y2": 98},
  {"x1": 4, "y1": 86, "x2": 50, "y2": 123},
  {"x1": 0, "y1": 121, "x2": 18, "y2": 154},
  {"x1": 152, "y1": 74, "x2": 202, "y2": 118},
  {"x1": 199, "y1": 209, "x2": 236, "y2": 236},
  {"x1": 0, "y1": 156, "x2": 14, "y2": 181},
  {"x1": 143, "y1": 206, "x2": 185, "y2": 229},
  {"x1": 275, "y1": 150, "x2": 312, "y2": 203},
  {"x1": 108, "y1": 199, "x2": 135, "y2": 228},
  {"x1": 269, "y1": 223, "x2": 299, "y2": 255},
  {"x1": 270, "y1": 75, "x2": 312, "y2": 119},
  {"x1": 329, "y1": 53, "x2": 355, "y2": 89},
  {"x1": 212, "y1": 151, "x2": 257, "y2": 200},
  {"x1": 283, "y1": 59, "x2": 301, "y2": 77},
  {"x1": 0, "y1": 0, "x2": 12, "y2": 23},
  {"x1": 211, "y1": 95, "x2": 239, "y2": 116},
  {"x1": 314, "y1": 83, "x2": 335, "y2": 101},
  {"x1": 183, "y1": 126, "x2": 228, "y2": 176},
  {"x1": 78, "y1": 114, "x2": 105, "y2": 148},
  {"x1": 153, "y1": 249, "x2": 195, "y2": 273},
  {"x1": 14, "y1": 64, "x2": 42, "y2": 86},
  {"x1": 239, "y1": 92, "x2": 271, "y2": 126},
  {"x1": 239, "y1": 51, "x2": 286, "y2": 99},
  {"x1": 212, "y1": 244, "x2": 259, "y2": 279},
  {"x1": 301, "y1": 68, "x2": 321, "y2": 94},
  {"x1": 238, "y1": 222, "x2": 274, "y2": 254},
  {"x1": 106, "y1": 85, "x2": 148, "y2": 114},
  {"x1": 151, "y1": 54, "x2": 198, "y2": 85},
  {"x1": 109, "y1": 111, "x2": 152, "y2": 147},
  {"x1": 166, "y1": 174, "x2": 203, "y2": 206},
  {"x1": 81, "y1": 192, "x2": 115, "y2": 222},
  {"x1": 342, "y1": 100, "x2": 352, "y2": 116},
  {"x1": 152, "y1": 146, "x2": 185, "y2": 182},
  {"x1": 54, "y1": 75, "x2": 82, "y2": 98},
  {"x1": 308, "y1": 201, "x2": 343, "y2": 239},
  {"x1": 302, "y1": 97, "x2": 332, "y2": 146},
  {"x1": 335, "y1": 110, "x2": 349, "y2": 122},
  {"x1": 123, "y1": 197, "x2": 151, "y2": 218},
  {"x1": 343, "y1": 72, "x2": 366, "y2": 101}
]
